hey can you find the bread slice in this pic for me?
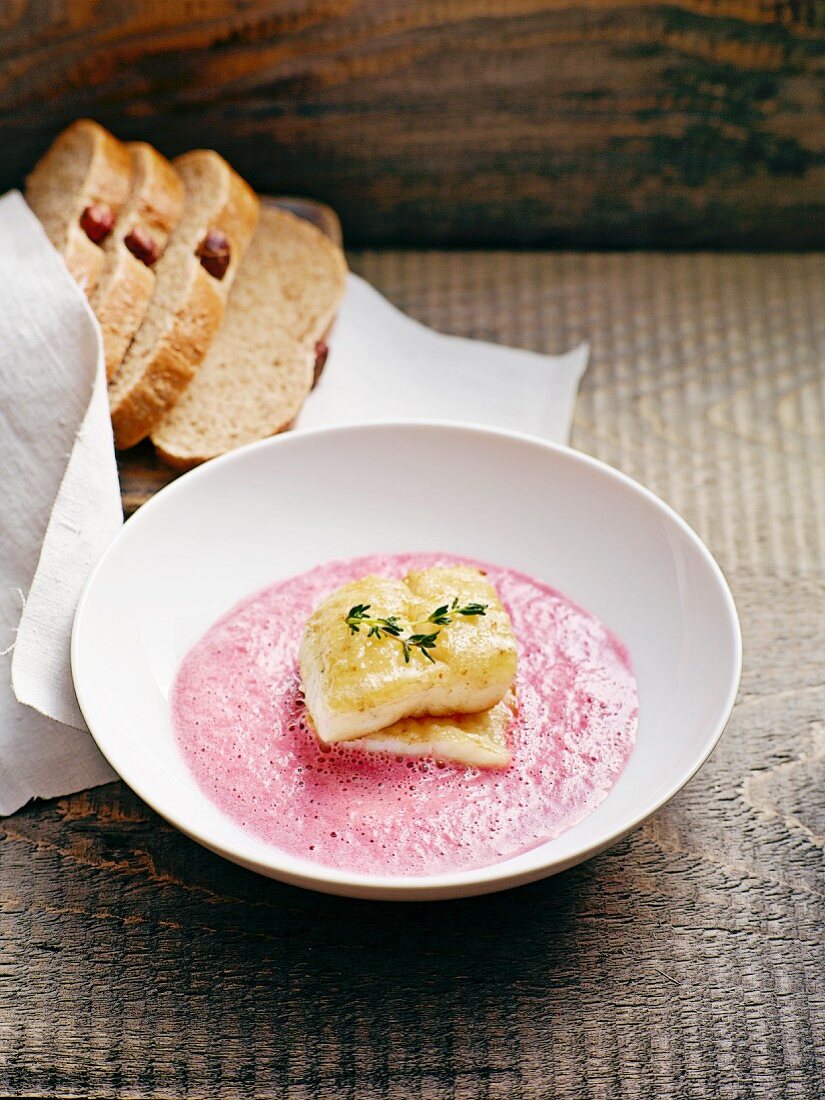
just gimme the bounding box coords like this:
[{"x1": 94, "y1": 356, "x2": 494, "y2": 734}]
[
  {"x1": 91, "y1": 142, "x2": 184, "y2": 380},
  {"x1": 269, "y1": 196, "x2": 343, "y2": 247},
  {"x1": 108, "y1": 150, "x2": 259, "y2": 449},
  {"x1": 151, "y1": 206, "x2": 347, "y2": 469},
  {"x1": 25, "y1": 119, "x2": 132, "y2": 294}
]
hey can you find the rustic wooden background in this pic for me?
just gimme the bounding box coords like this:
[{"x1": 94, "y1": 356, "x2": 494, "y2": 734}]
[
  {"x1": 1, "y1": 0, "x2": 824, "y2": 247},
  {"x1": 2, "y1": 249, "x2": 823, "y2": 1097}
]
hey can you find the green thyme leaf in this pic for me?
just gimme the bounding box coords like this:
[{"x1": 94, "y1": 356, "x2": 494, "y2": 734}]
[
  {"x1": 344, "y1": 597, "x2": 488, "y2": 664},
  {"x1": 458, "y1": 602, "x2": 488, "y2": 616}
]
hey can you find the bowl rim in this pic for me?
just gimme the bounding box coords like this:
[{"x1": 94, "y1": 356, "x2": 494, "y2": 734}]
[{"x1": 72, "y1": 420, "x2": 743, "y2": 900}]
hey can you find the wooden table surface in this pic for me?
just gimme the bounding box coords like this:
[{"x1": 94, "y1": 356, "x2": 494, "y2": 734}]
[
  {"x1": 3, "y1": 1, "x2": 824, "y2": 248},
  {"x1": 2, "y1": 252, "x2": 823, "y2": 1098}
]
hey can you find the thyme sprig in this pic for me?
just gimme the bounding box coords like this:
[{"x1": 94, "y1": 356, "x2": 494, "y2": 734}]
[
  {"x1": 426, "y1": 596, "x2": 489, "y2": 626},
  {"x1": 345, "y1": 598, "x2": 488, "y2": 664}
]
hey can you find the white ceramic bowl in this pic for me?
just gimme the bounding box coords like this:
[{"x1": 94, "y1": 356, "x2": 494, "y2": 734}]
[{"x1": 72, "y1": 423, "x2": 741, "y2": 900}]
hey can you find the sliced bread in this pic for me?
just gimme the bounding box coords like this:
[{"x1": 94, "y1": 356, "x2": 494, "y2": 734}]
[
  {"x1": 91, "y1": 142, "x2": 184, "y2": 380},
  {"x1": 25, "y1": 119, "x2": 132, "y2": 294},
  {"x1": 151, "y1": 206, "x2": 347, "y2": 469},
  {"x1": 108, "y1": 150, "x2": 259, "y2": 449}
]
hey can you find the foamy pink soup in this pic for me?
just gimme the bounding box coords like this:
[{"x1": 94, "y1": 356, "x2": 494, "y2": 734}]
[{"x1": 171, "y1": 553, "x2": 638, "y2": 877}]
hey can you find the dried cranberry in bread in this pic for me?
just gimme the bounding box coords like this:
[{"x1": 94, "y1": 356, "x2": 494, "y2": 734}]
[
  {"x1": 151, "y1": 206, "x2": 347, "y2": 468},
  {"x1": 108, "y1": 150, "x2": 259, "y2": 449},
  {"x1": 91, "y1": 142, "x2": 184, "y2": 381},
  {"x1": 25, "y1": 119, "x2": 131, "y2": 295}
]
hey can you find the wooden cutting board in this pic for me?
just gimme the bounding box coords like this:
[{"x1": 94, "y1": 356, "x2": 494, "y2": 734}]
[{"x1": 117, "y1": 195, "x2": 341, "y2": 517}]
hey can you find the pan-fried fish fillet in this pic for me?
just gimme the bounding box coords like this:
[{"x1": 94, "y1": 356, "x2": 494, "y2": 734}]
[
  {"x1": 348, "y1": 690, "x2": 516, "y2": 768},
  {"x1": 299, "y1": 565, "x2": 517, "y2": 747}
]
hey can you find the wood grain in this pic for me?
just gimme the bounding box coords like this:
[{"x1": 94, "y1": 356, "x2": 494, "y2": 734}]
[
  {"x1": 3, "y1": 251, "x2": 825, "y2": 1098},
  {"x1": 1, "y1": 1, "x2": 824, "y2": 247}
]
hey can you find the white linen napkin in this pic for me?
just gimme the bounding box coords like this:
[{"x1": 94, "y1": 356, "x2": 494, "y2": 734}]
[
  {"x1": 1, "y1": 191, "x2": 588, "y2": 815},
  {"x1": 0, "y1": 191, "x2": 119, "y2": 813}
]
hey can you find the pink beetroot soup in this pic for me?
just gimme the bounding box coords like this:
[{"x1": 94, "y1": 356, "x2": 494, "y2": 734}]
[{"x1": 171, "y1": 553, "x2": 638, "y2": 877}]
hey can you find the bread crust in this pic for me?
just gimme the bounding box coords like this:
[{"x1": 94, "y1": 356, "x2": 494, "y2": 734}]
[
  {"x1": 95, "y1": 251, "x2": 156, "y2": 381},
  {"x1": 93, "y1": 143, "x2": 184, "y2": 380},
  {"x1": 127, "y1": 142, "x2": 185, "y2": 242},
  {"x1": 109, "y1": 151, "x2": 259, "y2": 449},
  {"x1": 111, "y1": 263, "x2": 225, "y2": 449},
  {"x1": 25, "y1": 119, "x2": 131, "y2": 295}
]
